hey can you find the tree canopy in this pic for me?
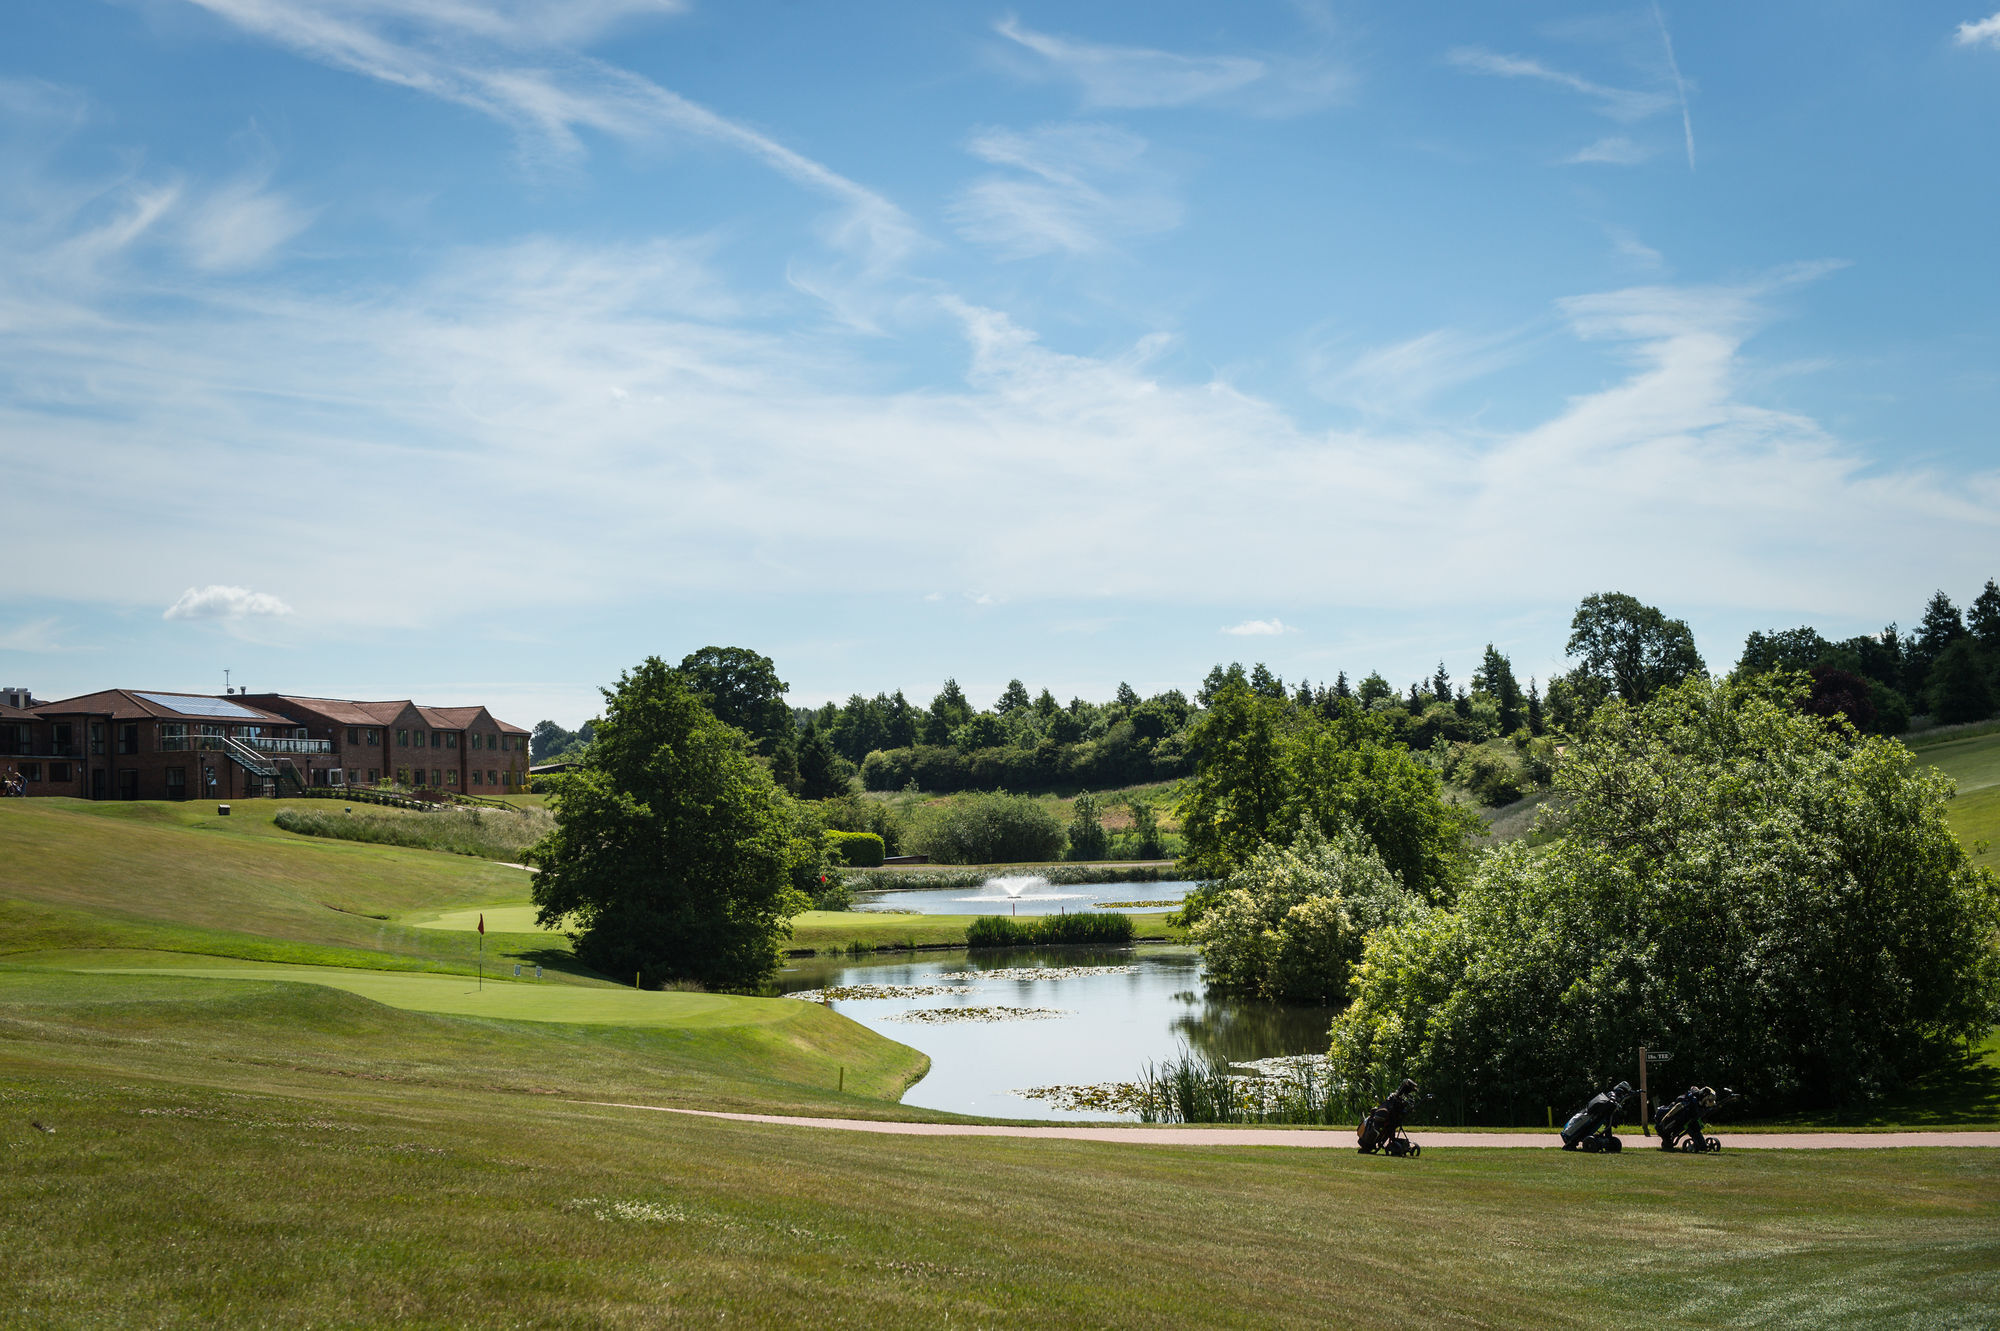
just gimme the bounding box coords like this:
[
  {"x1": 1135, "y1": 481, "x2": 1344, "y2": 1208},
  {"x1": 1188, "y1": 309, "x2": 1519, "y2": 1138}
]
[
  {"x1": 1330, "y1": 675, "x2": 2000, "y2": 1119},
  {"x1": 529, "y1": 658, "x2": 807, "y2": 990},
  {"x1": 1564, "y1": 591, "x2": 1706, "y2": 704},
  {"x1": 677, "y1": 646, "x2": 791, "y2": 753}
]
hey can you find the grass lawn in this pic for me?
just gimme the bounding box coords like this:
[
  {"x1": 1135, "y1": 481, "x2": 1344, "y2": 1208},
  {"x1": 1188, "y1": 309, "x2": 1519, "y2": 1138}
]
[{"x1": 3, "y1": 989, "x2": 1994, "y2": 1328}]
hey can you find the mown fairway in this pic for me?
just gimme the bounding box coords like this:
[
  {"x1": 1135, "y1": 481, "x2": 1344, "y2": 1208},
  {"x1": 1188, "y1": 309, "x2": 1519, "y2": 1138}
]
[
  {"x1": 5, "y1": 971, "x2": 1998, "y2": 1329},
  {"x1": 4, "y1": 793, "x2": 2000, "y2": 1325}
]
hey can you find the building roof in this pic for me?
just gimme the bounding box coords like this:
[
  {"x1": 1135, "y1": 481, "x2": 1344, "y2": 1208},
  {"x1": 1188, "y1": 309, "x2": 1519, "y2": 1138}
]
[
  {"x1": 32, "y1": 689, "x2": 296, "y2": 725},
  {"x1": 241, "y1": 694, "x2": 528, "y2": 735},
  {"x1": 0, "y1": 701, "x2": 38, "y2": 721}
]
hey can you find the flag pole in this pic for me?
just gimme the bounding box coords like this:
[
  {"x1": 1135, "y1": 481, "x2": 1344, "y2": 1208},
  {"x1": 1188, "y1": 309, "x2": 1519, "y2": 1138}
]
[{"x1": 478, "y1": 912, "x2": 485, "y2": 991}]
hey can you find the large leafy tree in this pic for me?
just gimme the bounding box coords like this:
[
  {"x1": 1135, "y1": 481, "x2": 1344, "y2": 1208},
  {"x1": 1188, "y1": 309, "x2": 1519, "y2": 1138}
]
[
  {"x1": 1927, "y1": 638, "x2": 1996, "y2": 726},
  {"x1": 1565, "y1": 592, "x2": 1706, "y2": 705},
  {"x1": 1330, "y1": 675, "x2": 2000, "y2": 1120},
  {"x1": 530, "y1": 658, "x2": 807, "y2": 989},
  {"x1": 677, "y1": 646, "x2": 791, "y2": 753},
  {"x1": 1177, "y1": 681, "x2": 1476, "y2": 902}
]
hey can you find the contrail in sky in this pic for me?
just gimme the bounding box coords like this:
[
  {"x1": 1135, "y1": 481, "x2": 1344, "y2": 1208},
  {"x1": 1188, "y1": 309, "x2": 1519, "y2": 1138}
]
[{"x1": 1652, "y1": 1, "x2": 1695, "y2": 170}]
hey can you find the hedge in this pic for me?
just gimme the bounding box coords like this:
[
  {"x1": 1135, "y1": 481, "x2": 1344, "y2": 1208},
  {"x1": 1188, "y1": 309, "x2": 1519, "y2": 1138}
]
[{"x1": 821, "y1": 829, "x2": 886, "y2": 868}]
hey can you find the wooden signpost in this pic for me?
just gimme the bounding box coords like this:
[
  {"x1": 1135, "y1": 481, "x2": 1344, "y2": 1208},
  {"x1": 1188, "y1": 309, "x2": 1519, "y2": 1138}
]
[{"x1": 1639, "y1": 1047, "x2": 1672, "y2": 1131}]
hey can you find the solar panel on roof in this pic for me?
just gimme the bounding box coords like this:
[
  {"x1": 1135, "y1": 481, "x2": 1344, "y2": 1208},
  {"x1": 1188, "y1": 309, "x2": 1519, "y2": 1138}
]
[{"x1": 133, "y1": 692, "x2": 266, "y2": 720}]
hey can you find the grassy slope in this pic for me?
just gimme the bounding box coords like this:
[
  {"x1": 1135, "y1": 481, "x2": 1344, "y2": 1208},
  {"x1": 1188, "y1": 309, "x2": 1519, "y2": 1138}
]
[
  {"x1": 4, "y1": 985, "x2": 1995, "y2": 1328},
  {"x1": 1919, "y1": 729, "x2": 2000, "y2": 870}
]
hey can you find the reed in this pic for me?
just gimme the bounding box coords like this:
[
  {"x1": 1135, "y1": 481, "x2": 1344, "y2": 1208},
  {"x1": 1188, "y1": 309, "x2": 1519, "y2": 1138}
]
[
  {"x1": 273, "y1": 805, "x2": 550, "y2": 862},
  {"x1": 964, "y1": 911, "x2": 1135, "y2": 949}
]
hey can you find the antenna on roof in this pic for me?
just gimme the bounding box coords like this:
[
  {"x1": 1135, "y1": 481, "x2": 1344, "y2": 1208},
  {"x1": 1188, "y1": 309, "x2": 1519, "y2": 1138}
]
[{"x1": 224, "y1": 669, "x2": 232, "y2": 696}]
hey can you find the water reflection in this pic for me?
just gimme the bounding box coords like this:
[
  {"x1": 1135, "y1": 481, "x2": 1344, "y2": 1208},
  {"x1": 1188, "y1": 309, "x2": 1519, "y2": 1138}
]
[{"x1": 774, "y1": 944, "x2": 1333, "y2": 1120}]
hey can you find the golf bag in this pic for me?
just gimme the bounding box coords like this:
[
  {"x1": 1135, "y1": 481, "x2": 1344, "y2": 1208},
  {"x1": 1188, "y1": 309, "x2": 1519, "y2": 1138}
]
[
  {"x1": 1654, "y1": 1086, "x2": 1742, "y2": 1153},
  {"x1": 1559, "y1": 1082, "x2": 1634, "y2": 1152},
  {"x1": 1357, "y1": 1080, "x2": 1421, "y2": 1158}
]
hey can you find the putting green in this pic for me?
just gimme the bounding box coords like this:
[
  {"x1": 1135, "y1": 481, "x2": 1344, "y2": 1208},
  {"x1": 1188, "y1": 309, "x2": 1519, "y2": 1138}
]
[
  {"x1": 412, "y1": 903, "x2": 552, "y2": 933},
  {"x1": 46, "y1": 952, "x2": 801, "y2": 1029}
]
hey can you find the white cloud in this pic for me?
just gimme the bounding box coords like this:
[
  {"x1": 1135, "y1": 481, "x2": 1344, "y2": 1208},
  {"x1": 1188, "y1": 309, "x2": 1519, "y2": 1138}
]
[
  {"x1": 1308, "y1": 326, "x2": 1522, "y2": 416},
  {"x1": 164, "y1": 586, "x2": 295, "y2": 621},
  {"x1": 1958, "y1": 12, "x2": 2000, "y2": 48},
  {"x1": 994, "y1": 17, "x2": 1343, "y2": 115},
  {"x1": 1223, "y1": 619, "x2": 1293, "y2": 637},
  {"x1": 1447, "y1": 47, "x2": 1673, "y2": 121},
  {"x1": 1566, "y1": 135, "x2": 1653, "y2": 166},
  {"x1": 0, "y1": 617, "x2": 66, "y2": 652},
  {"x1": 183, "y1": 0, "x2": 918, "y2": 272},
  {"x1": 949, "y1": 123, "x2": 1179, "y2": 258},
  {"x1": 180, "y1": 179, "x2": 315, "y2": 271}
]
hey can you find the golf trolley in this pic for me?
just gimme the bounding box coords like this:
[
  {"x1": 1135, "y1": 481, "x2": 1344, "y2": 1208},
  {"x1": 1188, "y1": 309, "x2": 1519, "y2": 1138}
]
[
  {"x1": 1653, "y1": 1085, "x2": 1744, "y2": 1153},
  {"x1": 1357, "y1": 1079, "x2": 1422, "y2": 1158},
  {"x1": 1560, "y1": 1081, "x2": 1636, "y2": 1153}
]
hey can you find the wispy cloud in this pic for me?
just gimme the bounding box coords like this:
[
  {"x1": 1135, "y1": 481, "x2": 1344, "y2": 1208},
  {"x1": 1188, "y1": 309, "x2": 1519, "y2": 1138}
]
[
  {"x1": 1566, "y1": 135, "x2": 1653, "y2": 166},
  {"x1": 1958, "y1": 12, "x2": 2000, "y2": 48},
  {"x1": 164, "y1": 585, "x2": 294, "y2": 621},
  {"x1": 1650, "y1": 2, "x2": 1696, "y2": 170},
  {"x1": 180, "y1": 178, "x2": 315, "y2": 271},
  {"x1": 1447, "y1": 47, "x2": 1673, "y2": 120},
  {"x1": 949, "y1": 123, "x2": 1179, "y2": 258},
  {"x1": 183, "y1": 0, "x2": 918, "y2": 271},
  {"x1": 994, "y1": 16, "x2": 1343, "y2": 115},
  {"x1": 0, "y1": 617, "x2": 67, "y2": 652},
  {"x1": 1308, "y1": 326, "x2": 1521, "y2": 416},
  {"x1": 1223, "y1": 619, "x2": 1294, "y2": 636}
]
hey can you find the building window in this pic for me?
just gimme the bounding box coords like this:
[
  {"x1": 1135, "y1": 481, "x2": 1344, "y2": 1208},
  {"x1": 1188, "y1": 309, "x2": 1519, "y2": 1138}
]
[
  {"x1": 118, "y1": 724, "x2": 138, "y2": 755},
  {"x1": 160, "y1": 723, "x2": 188, "y2": 752},
  {"x1": 20, "y1": 763, "x2": 40, "y2": 781},
  {"x1": 367, "y1": 769, "x2": 378, "y2": 785},
  {"x1": 165, "y1": 767, "x2": 186, "y2": 799},
  {"x1": 397, "y1": 729, "x2": 408, "y2": 747},
  {"x1": 445, "y1": 733, "x2": 457, "y2": 750},
  {"x1": 471, "y1": 733, "x2": 482, "y2": 750},
  {"x1": 396, "y1": 767, "x2": 408, "y2": 785},
  {"x1": 446, "y1": 770, "x2": 458, "y2": 786},
  {"x1": 471, "y1": 769, "x2": 482, "y2": 786},
  {"x1": 429, "y1": 730, "x2": 440, "y2": 749},
  {"x1": 488, "y1": 770, "x2": 498, "y2": 786},
  {"x1": 362, "y1": 729, "x2": 374, "y2": 746},
  {"x1": 346, "y1": 727, "x2": 359, "y2": 745},
  {"x1": 413, "y1": 728, "x2": 426, "y2": 748},
  {"x1": 50, "y1": 762, "x2": 71, "y2": 783},
  {"x1": 89, "y1": 723, "x2": 105, "y2": 756}
]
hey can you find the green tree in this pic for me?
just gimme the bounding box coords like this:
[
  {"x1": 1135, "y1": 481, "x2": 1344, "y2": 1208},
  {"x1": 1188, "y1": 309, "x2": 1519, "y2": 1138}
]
[
  {"x1": 995, "y1": 679, "x2": 1032, "y2": 715},
  {"x1": 1128, "y1": 798, "x2": 1166, "y2": 859},
  {"x1": 529, "y1": 658, "x2": 808, "y2": 990},
  {"x1": 1331, "y1": 675, "x2": 2000, "y2": 1118},
  {"x1": 677, "y1": 646, "x2": 791, "y2": 753},
  {"x1": 1564, "y1": 592, "x2": 1706, "y2": 705},
  {"x1": 1906, "y1": 591, "x2": 1967, "y2": 695},
  {"x1": 1193, "y1": 826, "x2": 1423, "y2": 1006},
  {"x1": 796, "y1": 723, "x2": 852, "y2": 800},
  {"x1": 1970, "y1": 579, "x2": 2000, "y2": 652},
  {"x1": 1357, "y1": 672, "x2": 1393, "y2": 706},
  {"x1": 1927, "y1": 638, "x2": 1996, "y2": 725},
  {"x1": 905, "y1": 792, "x2": 1066, "y2": 864},
  {"x1": 1067, "y1": 793, "x2": 1110, "y2": 861},
  {"x1": 1472, "y1": 645, "x2": 1524, "y2": 734},
  {"x1": 1176, "y1": 682, "x2": 1290, "y2": 877},
  {"x1": 1736, "y1": 626, "x2": 1832, "y2": 677},
  {"x1": 1525, "y1": 679, "x2": 1545, "y2": 736}
]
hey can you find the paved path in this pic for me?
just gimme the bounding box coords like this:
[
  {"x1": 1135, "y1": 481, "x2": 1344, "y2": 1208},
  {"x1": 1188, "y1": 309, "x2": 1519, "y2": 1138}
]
[{"x1": 579, "y1": 1103, "x2": 2000, "y2": 1149}]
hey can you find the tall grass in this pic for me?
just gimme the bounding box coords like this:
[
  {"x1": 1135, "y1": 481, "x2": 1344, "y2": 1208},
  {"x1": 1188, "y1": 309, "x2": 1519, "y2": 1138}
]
[
  {"x1": 964, "y1": 912, "x2": 1134, "y2": 949},
  {"x1": 1134, "y1": 1048, "x2": 1360, "y2": 1126},
  {"x1": 273, "y1": 805, "x2": 551, "y2": 863}
]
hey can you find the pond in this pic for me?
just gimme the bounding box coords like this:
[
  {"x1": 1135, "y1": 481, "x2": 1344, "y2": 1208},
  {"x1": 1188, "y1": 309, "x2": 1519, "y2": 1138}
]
[
  {"x1": 853, "y1": 875, "x2": 1201, "y2": 916},
  {"x1": 774, "y1": 944, "x2": 1334, "y2": 1120}
]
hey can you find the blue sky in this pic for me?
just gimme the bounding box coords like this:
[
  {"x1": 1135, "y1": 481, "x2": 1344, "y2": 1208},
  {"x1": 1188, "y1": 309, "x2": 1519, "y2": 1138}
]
[{"x1": 3, "y1": 1, "x2": 1998, "y2": 727}]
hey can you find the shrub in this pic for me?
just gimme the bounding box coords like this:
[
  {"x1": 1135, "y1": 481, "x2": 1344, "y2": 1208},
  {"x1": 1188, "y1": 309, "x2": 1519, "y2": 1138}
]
[
  {"x1": 1331, "y1": 674, "x2": 2000, "y2": 1120},
  {"x1": 965, "y1": 911, "x2": 1134, "y2": 949},
  {"x1": 274, "y1": 805, "x2": 550, "y2": 861},
  {"x1": 905, "y1": 792, "x2": 1066, "y2": 864},
  {"x1": 821, "y1": 830, "x2": 886, "y2": 867},
  {"x1": 1192, "y1": 824, "x2": 1422, "y2": 1005}
]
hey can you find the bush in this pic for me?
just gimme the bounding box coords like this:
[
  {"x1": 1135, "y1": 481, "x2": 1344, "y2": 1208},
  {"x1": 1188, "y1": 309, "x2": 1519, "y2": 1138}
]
[
  {"x1": 1330, "y1": 675, "x2": 2000, "y2": 1120},
  {"x1": 905, "y1": 792, "x2": 1066, "y2": 864},
  {"x1": 965, "y1": 911, "x2": 1134, "y2": 949},
  {"x1": 821, "y1": 829, "x2": 885, "y2": 867},
  {"x1": 1192, "y1": 825, "x2": 1422, "y2": 1006}
]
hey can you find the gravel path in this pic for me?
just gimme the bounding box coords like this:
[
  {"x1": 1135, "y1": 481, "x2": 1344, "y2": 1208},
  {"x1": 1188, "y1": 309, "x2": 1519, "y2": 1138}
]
[{"x1": 580, "y1": 1102, "x2": 2000, "y2": 1149}]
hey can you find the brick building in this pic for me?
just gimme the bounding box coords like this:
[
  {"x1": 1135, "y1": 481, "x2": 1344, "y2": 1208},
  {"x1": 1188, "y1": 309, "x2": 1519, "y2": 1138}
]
[{"x1": 0, "y1": 688, "x2": 529, "y2": 801}]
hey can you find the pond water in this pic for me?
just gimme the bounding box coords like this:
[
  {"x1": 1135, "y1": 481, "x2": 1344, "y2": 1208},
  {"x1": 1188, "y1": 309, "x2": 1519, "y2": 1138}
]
[
  {"x1": 774, "y1": 944, "x2": 1334, "y2": 1120},
  {"x1": 853, "y1": 876, "x2": 1201, "y2": 916}
]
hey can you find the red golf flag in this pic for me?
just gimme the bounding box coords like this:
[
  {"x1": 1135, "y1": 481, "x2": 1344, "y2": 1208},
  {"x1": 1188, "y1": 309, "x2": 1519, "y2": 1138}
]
[{"x1": 478, "y1": 913, "x2": 485, "y2": 935}]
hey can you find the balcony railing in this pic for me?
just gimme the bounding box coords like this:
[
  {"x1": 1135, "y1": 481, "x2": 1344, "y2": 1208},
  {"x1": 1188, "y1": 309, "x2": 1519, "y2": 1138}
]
[{"x1": 239, "y1": 736, "x2": 332, "y2": 755}]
